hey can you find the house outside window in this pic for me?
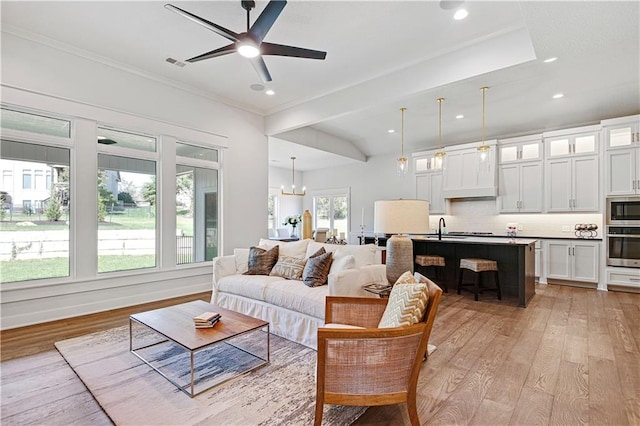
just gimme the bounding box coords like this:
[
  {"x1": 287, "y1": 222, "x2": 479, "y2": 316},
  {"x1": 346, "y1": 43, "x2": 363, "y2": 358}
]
[{"x1": 22, "y1": 170, "x2": 31, "y2": 189}]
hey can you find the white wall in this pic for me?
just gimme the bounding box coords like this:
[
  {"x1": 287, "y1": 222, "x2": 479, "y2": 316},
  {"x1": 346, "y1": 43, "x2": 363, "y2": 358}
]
[{"x1": 0, "y1": 32, "x2": 268, "y2": 328}]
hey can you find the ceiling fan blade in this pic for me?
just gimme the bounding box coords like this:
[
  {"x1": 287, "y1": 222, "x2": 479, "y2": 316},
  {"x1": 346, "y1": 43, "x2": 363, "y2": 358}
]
[
  {"x1": 249, "y1": 0, "x2": 287, "y2": 43},
  {"x1": 249, "y1": 56, "x2": 272, "y2": 82},
  {"x1": 186, "y1": 44, "x2": 236, "y2": 63},
  {"x1": 261, "y1": 42, "x2": 326, "y2": 60},
  {"x1": 165, "y1": 4, "x2": 239, "y2": 42}
]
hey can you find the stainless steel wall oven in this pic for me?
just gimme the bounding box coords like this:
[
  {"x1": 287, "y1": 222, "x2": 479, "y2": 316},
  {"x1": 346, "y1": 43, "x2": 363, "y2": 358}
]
[{"x1": 607, "y1": 227, "x2": 640, "y2": 268}]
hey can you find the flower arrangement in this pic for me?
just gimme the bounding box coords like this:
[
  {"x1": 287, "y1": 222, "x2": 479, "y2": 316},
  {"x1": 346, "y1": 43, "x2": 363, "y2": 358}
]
[{"x1": 283, "y1": 215, "x2": 302, "y2": 227}]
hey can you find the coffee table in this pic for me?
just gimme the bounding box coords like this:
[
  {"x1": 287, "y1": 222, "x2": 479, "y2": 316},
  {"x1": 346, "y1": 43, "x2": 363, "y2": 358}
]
[{"x1": 129, "y1": 300, "x2": 269, "y2": 398}]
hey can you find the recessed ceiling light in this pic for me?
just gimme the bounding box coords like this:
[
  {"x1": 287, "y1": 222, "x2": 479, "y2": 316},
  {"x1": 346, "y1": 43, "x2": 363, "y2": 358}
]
[
  {"x1": 250, "y1": 84, "x2": 265, "y2": 91},
  {"x1": 544, "y1": 57, "x2": 558, "y2": 63},
  {"x1": 265, "y1": 89, "x2": 275, "y2": 96},
  {"x1": 453, "y1": 8, "x2": 468, "y2": 20},
  {"x1": 388, "y1": 129, "x2": 395, "y2": 133},
  {"x1": 552, "y1": 93, "x2": 564, "y2": 99},
  {"x1": 456, "y1": 114, "x2": 464, "y2": 119}
]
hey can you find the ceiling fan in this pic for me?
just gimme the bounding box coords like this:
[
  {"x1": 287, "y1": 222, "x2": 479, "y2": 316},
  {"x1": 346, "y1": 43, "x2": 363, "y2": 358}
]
[{"x1": 165, "y1": 1, "x2": 327, "y2": 83}]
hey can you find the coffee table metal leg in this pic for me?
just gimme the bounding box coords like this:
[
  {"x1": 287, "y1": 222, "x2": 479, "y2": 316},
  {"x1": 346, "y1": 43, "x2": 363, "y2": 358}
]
[{"x1": 190, "y1": 351, "x2": 195, "y2": 398}]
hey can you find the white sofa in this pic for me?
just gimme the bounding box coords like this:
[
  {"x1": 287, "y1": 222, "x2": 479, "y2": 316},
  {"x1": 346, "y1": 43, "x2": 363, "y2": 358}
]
[{"x1": 211, "y1": 239, "x2": 387, "y2": 349}]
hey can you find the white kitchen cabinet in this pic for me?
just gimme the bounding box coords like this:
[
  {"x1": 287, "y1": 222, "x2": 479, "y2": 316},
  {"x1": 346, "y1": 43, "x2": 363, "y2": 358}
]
[
  {"x1": 546, "y1": 156, "x2": 599, "y2": 212},
  {"x1": 416, "y1": 172, "x2": 445, "y2": 214},
  {"x1": 603, "y1": 115, "x2": 640, "y2": 196},
  {"x1": 413, "y1": 150, "x2": 445, "y2": 214},
  {"x1": 545, "y1": 240, "x2": 599, "y2": 283},
  {"x1": 499, "y1": 161, "x2": 543, "y2": 212},
  {"x1": 606, "y1": 148, "x2": 640, "y2": 195},
  {"x1": 606, "y1": 267, "x2": 640, "y2": 291},
  {"x1": 545, "y1": 129, "x2": 599, "y2": 158},
  {"x1": 442, "y1": 140, "x2": 497, "y2": 198}
]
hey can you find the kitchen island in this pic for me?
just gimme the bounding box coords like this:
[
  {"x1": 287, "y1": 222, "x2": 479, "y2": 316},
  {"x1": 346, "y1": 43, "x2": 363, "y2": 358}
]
[
  {"x1": 362, "y1": 235, "x2": 536, "y2": 307},
  {"x1": 413, "y1": 236, "x2": 536, "y2": 307}
]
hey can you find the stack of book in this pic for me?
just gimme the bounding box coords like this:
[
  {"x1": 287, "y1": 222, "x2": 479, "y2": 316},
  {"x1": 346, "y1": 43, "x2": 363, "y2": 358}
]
[{"x1": 193, "y1": 312, "x2": 221, "y2": 329}]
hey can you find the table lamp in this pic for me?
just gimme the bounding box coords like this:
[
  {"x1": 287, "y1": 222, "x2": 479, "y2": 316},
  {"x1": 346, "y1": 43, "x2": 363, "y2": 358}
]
[{"x1": 374, "y1": 199, "x2": 430, "y2": 284}]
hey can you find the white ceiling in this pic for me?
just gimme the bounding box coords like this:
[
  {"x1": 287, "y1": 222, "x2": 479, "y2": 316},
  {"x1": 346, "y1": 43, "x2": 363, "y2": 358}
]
[{"x1": 2, "y1": 1, "x2": 639, "y2": 171}]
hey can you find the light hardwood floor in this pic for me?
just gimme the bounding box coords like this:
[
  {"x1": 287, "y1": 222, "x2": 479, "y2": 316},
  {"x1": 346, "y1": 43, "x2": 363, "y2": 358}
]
[{"x1": 1, "y1": 285, "x2": 639, "y2": 425}]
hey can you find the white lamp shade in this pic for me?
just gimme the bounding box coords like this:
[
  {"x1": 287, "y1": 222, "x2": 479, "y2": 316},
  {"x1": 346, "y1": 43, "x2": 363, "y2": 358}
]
[{"x1": 373, "y1": 199, "x2": 430, "y2": 235}]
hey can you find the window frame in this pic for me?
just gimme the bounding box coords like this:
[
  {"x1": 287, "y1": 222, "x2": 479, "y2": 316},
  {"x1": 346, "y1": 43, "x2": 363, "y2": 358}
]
[{"x1": 311, "y1": 187, "x2": 351, "y2": 239}]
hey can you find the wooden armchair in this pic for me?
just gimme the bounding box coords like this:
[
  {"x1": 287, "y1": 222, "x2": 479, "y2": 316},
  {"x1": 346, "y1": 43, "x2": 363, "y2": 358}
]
[{"x1": 314, "y1": 279, "x2": 443, "y2": 426}]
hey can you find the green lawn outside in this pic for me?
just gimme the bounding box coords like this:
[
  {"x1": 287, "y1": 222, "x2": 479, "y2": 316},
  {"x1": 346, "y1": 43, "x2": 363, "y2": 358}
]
[{"x1": 1, "y1": 255, "x2": 157, "y2": 283}]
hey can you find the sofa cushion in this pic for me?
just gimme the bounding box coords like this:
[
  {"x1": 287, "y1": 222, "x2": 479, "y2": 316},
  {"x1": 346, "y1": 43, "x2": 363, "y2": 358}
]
[
  {"x1": 244, "y1": 246, "x2": 279, "y2": 275},
  {"x1": 218, "y1": 274, "x2": 287, "y2": 301},
  {"x1": 263, "y1": 280, "x2": 328, "y2": 319},
  {"x1": 377, "y1": 271, "x2": 429, "y2": 328},
  {"x1": 305, "y1": 242, "x2": 376, "y2": 268},
  {"x1": 258, "y1": 238, "x2": 311, "y2": 259},
  {"x1": 302, "y1": 250, "x2": 333, "y2": 287},
  {"x1": 270, "y1": 256, "x2": 307, "y2": 280},
  {"x1": 329, "y1": 254, "x2": 355, "y2": 275},
  {"x1": 234, "y1": 248, "x2": 250, "y2": 274}
]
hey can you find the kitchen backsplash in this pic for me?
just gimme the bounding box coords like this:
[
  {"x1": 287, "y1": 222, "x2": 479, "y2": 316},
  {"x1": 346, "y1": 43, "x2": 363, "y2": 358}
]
[{"x1": 429, "y1": 198, "x2": 603, "y2": 238}]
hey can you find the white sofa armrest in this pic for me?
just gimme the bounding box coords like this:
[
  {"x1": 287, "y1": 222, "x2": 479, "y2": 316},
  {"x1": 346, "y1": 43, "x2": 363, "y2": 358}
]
[
  {"x1": 212, "y1": 254, "x2": 236, "y2": 290},
  {"x1": 328, "y1": 264, "x2": 387, "y2": 298}
]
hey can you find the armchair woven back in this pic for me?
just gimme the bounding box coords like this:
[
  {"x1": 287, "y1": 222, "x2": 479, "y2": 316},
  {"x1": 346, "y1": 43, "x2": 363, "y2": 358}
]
[{"x1": 315, "y1": 278, "x2": 443, "y2": 426}]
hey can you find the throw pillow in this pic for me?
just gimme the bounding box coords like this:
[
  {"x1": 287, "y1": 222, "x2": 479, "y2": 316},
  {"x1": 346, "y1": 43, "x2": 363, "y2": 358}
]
[
  {"x1": 302, "y1": 251, "x2": 333, "y2": 287},
  {"x1": 270, "y1": 256, "x2": 308, "y2": 280},
  {"x1": 243, "y1": 245, "x2": 279, "y2": 275},
  {"x1": 377, "y1": 271, "x2": 429, "y2": 328},
  {"x1": 328, "y1": 254, "x2": 355, "y2": 275}
]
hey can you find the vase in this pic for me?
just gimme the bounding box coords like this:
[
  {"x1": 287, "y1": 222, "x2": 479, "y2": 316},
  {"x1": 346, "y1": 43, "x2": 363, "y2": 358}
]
[{"x1": 290, "y1": 226, "x2": 298, "y2": 238}]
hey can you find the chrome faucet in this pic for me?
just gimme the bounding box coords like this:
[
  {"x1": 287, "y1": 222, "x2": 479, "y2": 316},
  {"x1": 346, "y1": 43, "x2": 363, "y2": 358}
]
[{"x1": 438, "y1": 217, "x2": 446, "y2": 240}]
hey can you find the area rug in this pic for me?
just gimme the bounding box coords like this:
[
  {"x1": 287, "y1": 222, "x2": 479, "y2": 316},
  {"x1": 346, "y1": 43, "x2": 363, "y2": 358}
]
[{"x1": 55, "y1": 326, "x2": 366, "y2": 425}]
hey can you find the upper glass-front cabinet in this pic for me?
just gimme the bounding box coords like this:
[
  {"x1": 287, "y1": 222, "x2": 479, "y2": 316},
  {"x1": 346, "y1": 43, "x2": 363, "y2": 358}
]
[
  {"x1": 545, "y1": 131, "x2": 599, "y2": 158},
  {"x1": 498, "y1": 136, "x2": 542, "y2": 163},
  {"x1": 604, "y1": 118, "x2": 640, "y2": 149},
  {"x1": 414, "y1": 151, "x2": 444, "y2": 173}
]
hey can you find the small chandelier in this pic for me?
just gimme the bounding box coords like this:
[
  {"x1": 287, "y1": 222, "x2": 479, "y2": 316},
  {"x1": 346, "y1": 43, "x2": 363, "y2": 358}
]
[
  {"x1": 397, "y1": 107, "x2": 408, "y2": 175},
  {"x1": 477, "y1": 86, "x2": 491, "y2": 167},
  {"x1": 281, "y1": 156, "x2": 306, "y2": 196},
  {"x1": 434, "y1": 97, "x2": 446, "y2": 170}
]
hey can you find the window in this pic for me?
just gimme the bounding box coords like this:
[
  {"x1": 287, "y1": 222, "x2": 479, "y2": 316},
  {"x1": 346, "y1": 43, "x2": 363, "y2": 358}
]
[
  {"x1": 176, "y1": 142, "x2": 219, "y2": 265},
  {"x1": 268, "y1": 191, "x2": 279, "y2": 236},
  {"x1": 313, "y1": 189, "x2": 349, "y2": 239},
  {"x1": 1, "y1": 108, "x2": 71, "y2": 138},
  {"x1": 22, "y1": 170, "x2": 31, "y2": 189},
  {"x1": 0, "y1": 140, "x2": 71, "y2": 283},
  {"x1": 97, "y1": 127, "x2": 157, "y2": 274},
  {"x1": 34, "y1": 170, "x2": 44, "y2": 190}
]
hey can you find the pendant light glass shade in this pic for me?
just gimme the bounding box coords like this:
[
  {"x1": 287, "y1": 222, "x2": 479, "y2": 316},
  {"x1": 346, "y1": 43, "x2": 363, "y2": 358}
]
[
  {"x1": 477, "y1": 87, "x2": 491, "y2": 171},
  {"x1": 397, "y1": 107, "x2": 408, "y2": 175},
  {"x1": 434, "y1": 97, "x2": 446, "y2": 170}
]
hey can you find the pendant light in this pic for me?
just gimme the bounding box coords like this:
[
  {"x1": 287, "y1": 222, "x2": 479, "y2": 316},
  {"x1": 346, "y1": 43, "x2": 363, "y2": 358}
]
[
  {"x1": 397, "y1": 107, "x2": 408, "y2": 175},
  {"x1": 434, "y1": 97, "x2": 446, "y2": 170},
  {"x1": 281, "y1": 156, "x2": 306, "y2": 196},
  {"x1": 477, "y1": 86, "x2": 491, "y2": 169}
]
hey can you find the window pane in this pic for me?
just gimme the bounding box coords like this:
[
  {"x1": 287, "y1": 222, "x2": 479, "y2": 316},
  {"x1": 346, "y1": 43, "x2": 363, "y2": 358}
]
[
  {"x1": 0, "y1": 141, "x2": 70, "y2": 283},
  {"x1": 315, "y1": 196, "x2": 330, "y2": 230},
  {"x1": 176, "y1": 142, "x2": 218, "y2": 162},
  {"x1": 176, "y1": 165, "x2": 218, "y2": 264},
  {"x1": 98, "y1": 154, "x2": 156, "y2": 273},
  {"x1": 1, "y1": 108, "x2": 71, "y2": 138},
  {"x1": 333, "y1": 195, "x2": 348, "y2": 238},
  {"x1": 268, "y1": 194, "x2": 277, "y2": 236},
  {"x1": 97, "y1": 127, "x2": 156, "y2": 153}
]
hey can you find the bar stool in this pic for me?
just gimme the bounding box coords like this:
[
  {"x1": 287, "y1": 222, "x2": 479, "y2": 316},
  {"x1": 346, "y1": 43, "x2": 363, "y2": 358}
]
[
  {"x1": 457, "y1": 258, "x2": 501, "y2": 301},
  {"x1": 415, "y1": 254, "x2": 447, "y2": 292}
]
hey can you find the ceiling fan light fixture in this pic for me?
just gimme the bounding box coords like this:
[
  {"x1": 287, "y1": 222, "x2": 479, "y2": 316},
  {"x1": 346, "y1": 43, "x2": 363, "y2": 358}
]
[
  {"x1": 453, "y1": 8, "x2": 469, "y2": 20},
  {"x1": 237, "y1": 41, "x2": 260, "y2": 58}
]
